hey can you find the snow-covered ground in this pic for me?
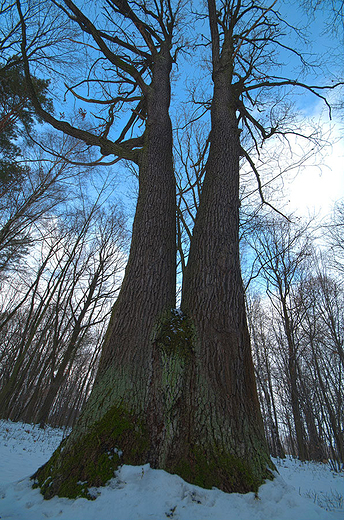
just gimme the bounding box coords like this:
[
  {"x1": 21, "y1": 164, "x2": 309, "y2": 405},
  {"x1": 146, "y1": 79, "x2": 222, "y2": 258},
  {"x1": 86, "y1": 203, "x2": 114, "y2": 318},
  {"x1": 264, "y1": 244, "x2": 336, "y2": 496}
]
[{"x1": 0, "y1": 420, "x2": 343, "y2": 520}]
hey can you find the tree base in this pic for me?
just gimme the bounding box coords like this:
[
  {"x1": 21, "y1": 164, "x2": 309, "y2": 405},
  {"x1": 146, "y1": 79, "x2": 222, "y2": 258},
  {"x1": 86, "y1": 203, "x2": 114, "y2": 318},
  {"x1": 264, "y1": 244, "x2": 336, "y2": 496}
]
[
  {"x1": 32, "y1": 403, "x2": 274, "y2": 500},
  {"x1": 171, "y1": 446, "x2": 273, "y2": 494},
  {"x1": 32, "y1": 406, "x2": 149, "y2": 499},
  {"x1": 32, "y1": 310, "x2": 274, "y2": 499}
]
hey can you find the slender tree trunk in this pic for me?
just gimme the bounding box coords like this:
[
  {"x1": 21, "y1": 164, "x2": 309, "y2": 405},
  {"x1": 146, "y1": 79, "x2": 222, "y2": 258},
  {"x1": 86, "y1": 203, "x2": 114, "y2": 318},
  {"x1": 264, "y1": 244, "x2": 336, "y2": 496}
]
[
  {"x1": 248, "y1": 300, "x2": 285, "y2": 459},
  {"x1": 268, "y1": 369, "x2": 285, "y2": 458},
  {"x1": 33, "y1": 48, "x2": 178, "y2": 498},
  {"x1": 259, "y1": 373, "x2": 285, "y2": 459},
  {"x1": 282, "y1": 303, "x2": 307, "y2": 461},
  {"x1": 311, "y1": 340, "x2": 344, "y2": 464},
  {"x1": 180, "y1": 64, "x2": 273, "y2": 491},
  {"x1": 285, "y1": 411, "x2": 298, "y2": 457},
  {"x1": 36, "y1": 266, "x2": 102, "y2": 428}
]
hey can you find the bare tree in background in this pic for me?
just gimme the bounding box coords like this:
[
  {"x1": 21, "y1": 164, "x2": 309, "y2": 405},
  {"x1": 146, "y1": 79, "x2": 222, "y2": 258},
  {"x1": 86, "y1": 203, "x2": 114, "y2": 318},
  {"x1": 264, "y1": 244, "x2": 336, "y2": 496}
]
[{"x1": 0, "y1": 196, "x2": 128, "y2": 428}]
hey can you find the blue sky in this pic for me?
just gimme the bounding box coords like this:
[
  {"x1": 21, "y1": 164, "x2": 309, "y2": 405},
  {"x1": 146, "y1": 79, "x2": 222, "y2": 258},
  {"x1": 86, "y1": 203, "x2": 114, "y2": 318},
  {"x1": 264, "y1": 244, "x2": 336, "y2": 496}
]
[{"x1": 14, "y1": 0, "x2": 343, "y2": 222}]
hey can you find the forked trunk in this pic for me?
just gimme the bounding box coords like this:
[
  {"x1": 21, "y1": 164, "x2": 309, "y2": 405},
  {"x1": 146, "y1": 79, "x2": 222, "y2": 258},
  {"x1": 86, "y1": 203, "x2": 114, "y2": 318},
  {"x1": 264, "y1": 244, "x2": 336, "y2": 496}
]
[{"x1": 32, "y1": 45, "x2": 272, "y2": 500}]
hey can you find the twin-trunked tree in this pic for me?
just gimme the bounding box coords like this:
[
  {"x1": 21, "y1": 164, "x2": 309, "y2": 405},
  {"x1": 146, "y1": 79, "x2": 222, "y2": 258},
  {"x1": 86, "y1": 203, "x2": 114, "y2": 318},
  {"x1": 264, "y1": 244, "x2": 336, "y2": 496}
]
[{"x1": 16, "y1": 0, "x2": 339, "y2": 498}]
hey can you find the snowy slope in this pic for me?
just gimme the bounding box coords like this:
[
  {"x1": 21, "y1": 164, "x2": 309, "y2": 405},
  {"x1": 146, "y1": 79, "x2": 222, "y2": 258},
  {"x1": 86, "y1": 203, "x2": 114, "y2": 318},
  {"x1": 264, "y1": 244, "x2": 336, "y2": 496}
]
[{"x1": 0, "y1": 420, "x2": 343, "y2": 520}]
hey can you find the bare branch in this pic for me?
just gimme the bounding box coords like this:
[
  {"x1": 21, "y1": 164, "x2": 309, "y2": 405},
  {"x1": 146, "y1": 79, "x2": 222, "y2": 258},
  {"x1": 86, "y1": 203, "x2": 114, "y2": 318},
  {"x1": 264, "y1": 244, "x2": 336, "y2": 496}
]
[
  {"x1": 16, "y1": 0, "x2": 142, "y2": 164},
  {"x1": 242, "y1": 148, "x2": 291, "y2": 222}
]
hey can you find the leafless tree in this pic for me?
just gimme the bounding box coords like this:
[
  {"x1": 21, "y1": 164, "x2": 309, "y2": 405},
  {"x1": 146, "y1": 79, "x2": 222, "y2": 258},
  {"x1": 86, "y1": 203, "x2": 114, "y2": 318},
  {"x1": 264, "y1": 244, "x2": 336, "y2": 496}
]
[{"x1": 0, "y1": 197, "x2": 128, "y2": 428}]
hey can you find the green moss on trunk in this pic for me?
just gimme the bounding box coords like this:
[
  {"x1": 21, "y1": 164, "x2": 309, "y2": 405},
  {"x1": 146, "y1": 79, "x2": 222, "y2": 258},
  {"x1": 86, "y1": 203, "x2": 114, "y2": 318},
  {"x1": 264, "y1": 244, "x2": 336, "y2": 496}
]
[
  {"x1": 32, "y1": 406, "x2": 149, "y2": 499},
  {"x1": 32, "y1": 309, "x2": 274, "y2": 500},
  {"x1": 152, "y1": 308, "x2": 195, "y2": 358},
  {"x1": 171, "y1": 445, "x2": 274, "y2": 493}
]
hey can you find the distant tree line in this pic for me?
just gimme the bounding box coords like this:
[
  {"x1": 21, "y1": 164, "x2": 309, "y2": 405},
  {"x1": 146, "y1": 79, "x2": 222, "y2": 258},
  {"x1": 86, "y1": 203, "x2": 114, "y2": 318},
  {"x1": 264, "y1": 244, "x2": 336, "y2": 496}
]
[
  {"x1": 245, "y1": 209, "x2": 344, "y2": 471},
  {"x1": 0, "y1": 150, "x2": 128, "y2": 427}
]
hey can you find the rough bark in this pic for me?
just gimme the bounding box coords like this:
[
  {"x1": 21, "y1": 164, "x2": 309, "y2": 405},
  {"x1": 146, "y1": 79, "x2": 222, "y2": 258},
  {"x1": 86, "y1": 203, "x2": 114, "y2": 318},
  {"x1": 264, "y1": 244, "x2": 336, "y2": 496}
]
[
  {"x1": 33, "y1": 47, "x2": 179, "y2": 498},
  {"x1": 32, "y1": 1, "x2": 273, "y2": 497},
  {"x1": 179, "y1": 59, "x2": 274, "y2": 491}
]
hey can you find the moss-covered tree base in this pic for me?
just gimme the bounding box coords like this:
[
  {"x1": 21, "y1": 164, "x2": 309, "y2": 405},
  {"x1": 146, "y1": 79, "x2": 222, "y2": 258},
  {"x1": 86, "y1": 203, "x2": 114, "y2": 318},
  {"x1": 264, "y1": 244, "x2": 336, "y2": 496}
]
[
  {"x1": 32, "y1": 407, "x2": 150, "y2": 499},
  {"x1": 32, "y1": 309, "x2": 274, "y2": 500},
  {"x1": 33, "y1": 423, "x2": 273, "y2": 500},
  {"x1": 173, "y1": 446, "x2": 273, "y2": 494}
]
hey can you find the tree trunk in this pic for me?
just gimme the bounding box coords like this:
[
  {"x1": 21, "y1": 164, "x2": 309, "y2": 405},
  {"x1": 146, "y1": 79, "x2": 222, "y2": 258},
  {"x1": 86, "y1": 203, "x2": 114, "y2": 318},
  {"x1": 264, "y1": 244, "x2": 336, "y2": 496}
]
[
  {"x1": 311, "y1": 339, "x2": 344, "y2": 465},
  {"x1": 282, "y1": 302, "x2": 307, "y2": 461},
  {"x1": 180, "y1": 67, "x2": 273, "y2": 492},
  {"x1": 33, "y1": 48, "x2": 179, "y2": 498},
  {"x1": 32, "y1": 28, "x2": 272, "y2": 500},
  {"x1": 268, "y1": 369, "x2": 285, "y2": 459}
]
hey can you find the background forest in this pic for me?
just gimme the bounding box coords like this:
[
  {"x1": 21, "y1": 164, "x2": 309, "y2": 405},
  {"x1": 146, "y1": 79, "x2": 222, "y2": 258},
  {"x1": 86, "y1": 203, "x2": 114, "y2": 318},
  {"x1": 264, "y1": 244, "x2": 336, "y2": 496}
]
[{"x1": 0, "y1": 0, "x2": 344, "y2": 482}]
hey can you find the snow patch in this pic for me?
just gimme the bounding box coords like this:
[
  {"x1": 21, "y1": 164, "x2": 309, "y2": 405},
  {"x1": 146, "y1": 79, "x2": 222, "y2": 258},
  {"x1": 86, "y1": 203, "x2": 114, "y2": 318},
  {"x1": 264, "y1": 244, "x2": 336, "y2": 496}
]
[{"x1": 0, "y1": 420, "x2": 343, "y2": 519}]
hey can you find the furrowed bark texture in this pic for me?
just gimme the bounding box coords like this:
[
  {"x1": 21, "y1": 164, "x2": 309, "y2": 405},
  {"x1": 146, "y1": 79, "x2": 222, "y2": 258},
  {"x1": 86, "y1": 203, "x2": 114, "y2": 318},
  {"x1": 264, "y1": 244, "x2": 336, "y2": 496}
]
[
  {"x1": 33, "y1": 48, "x2": 181, "y2": 499},
  {"x1": 33, "y1": 27, "x2": 272, "y2": 498},
  {"x1": 180, "y1": 66, "x2": 274, "y2": 491}
]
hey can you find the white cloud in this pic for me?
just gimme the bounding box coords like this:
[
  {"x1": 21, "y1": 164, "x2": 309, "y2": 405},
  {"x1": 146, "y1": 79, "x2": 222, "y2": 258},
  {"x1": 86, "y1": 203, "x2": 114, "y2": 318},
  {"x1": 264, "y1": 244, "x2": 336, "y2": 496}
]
[{"x1": 286, "y1": 116, "x2": 344, "y2": 218}]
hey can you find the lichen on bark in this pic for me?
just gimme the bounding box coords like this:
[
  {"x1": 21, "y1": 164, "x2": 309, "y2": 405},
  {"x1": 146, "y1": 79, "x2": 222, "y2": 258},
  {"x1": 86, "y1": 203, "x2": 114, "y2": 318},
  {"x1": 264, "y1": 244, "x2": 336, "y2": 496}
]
[
  {"x1": 152, "y1": 308, "x2": 195, "y2": 359},
  {"x1": 32, "y1": 310, "x2": 274, "y2": 500}
]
